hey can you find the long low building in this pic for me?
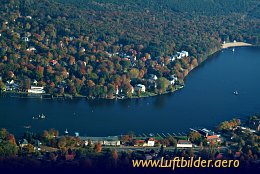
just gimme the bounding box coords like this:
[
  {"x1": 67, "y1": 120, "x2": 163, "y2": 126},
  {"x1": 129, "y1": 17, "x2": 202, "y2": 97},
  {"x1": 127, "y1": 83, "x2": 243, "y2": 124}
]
[
  {"x1": 177, "y1": 140, "x2": 193, "y2": 148},
  {"x1": 28, "y1": 86, "x2": 46, "y2": 94},
  {"x1": 80, "y1": 136, "x2": 120, "y2": 146}
]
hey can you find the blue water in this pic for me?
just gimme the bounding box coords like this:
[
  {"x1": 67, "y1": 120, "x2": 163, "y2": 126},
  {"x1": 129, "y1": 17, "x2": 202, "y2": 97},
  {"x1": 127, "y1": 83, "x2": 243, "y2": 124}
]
[{"x1": 0, "y1": 47, "x2": 260, "y2": 136}]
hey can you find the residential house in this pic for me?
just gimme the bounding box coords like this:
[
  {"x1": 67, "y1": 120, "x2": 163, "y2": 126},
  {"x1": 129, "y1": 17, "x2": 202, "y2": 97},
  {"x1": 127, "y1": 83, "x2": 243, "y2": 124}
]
[
  {"x1": 176, "y1": 52, "x2": 182, "y2": 59},
  {"x1": 206, "y1": 135, "x2": 221, "y2": 144},
  {"x1": 170, "y1": 55, "x2": 177, "y2": 62},
  {"x1": 134, "y1": 140, "x2": 145, "y2": 147},
  {"x1": 148, "y1": 74, "x2": 158, "y2": 81},
  {"x1": 168, "y1": 77, "x2": 176, "y2": 85},
  {"x1": 146, "y1": 138, "x2": 155, "y2": 147},
  {"x1": 115, "y1": 85, "x2": 119, "y2": 95},
  {"x1": 19, "y1": 139, "x2": 29, "y2": 148},
  {"x1": 134, "y1": 138, "x2": 155, "y2": 147},
  {"x1": 26, "y1": 46, "x2": 36, "y2": 52},
  {"x1": 170, "y1": 74, "x2": 178, "y2": 81},
  {"x1": 6, "y1": 80, "x2": 19, "y2": 91},
  {"x1": 181, "y1": 51, "x2": 189, "y2": 57},
  {"x1": 34, "y1": 140, "x2": 42, "y2": 151},
  {"x1": 28, "y1": 86, "x2": 45, "y2": 94},
  {"x1": 177, "y1": 140, "x2": 193, "y2": 148},
  {"x1": 135, "y1": 84, "x2": 146, "y2": 92},
  {"x1": 147, "y1": 79, "x2": 157, "y2": 89},
  {"x1": 33, "y1": 80, "x2": 38, "y2": 86},
  {"x1": 21, "y1": 37, "x2": 29, "y2": 42},
  {"x1": 175, "y1": 51, "x2": 189, "y2": 59}
]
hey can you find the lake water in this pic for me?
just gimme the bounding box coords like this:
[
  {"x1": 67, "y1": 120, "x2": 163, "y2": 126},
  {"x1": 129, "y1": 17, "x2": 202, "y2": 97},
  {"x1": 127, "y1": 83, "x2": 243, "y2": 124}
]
[{"x1": 0, "y1": 47, "x2": 260, "y2": 137}]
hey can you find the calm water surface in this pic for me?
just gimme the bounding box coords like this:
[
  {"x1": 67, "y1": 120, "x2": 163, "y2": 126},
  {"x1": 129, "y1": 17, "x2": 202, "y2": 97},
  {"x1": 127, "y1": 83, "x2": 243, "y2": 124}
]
[{"x1": 1, "y1": 47, "x2": 260, "y2": 136}]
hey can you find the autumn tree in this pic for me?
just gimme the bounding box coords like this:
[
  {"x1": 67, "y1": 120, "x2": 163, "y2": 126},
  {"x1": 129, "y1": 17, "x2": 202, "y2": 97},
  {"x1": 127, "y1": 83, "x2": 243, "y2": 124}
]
[
  {"x1": 0, "y1": 141, "x2": 18, "y2": 157},
  {"x1": 166, "y1": 136, "x2": 177, "y2": 147},
  {"x1": 0, "y1": 81, "x2": 6, "y2": 91},
  {"x1": 95, "y1": 142, "x2": 102, "y2": 153},
  {"x1": 129, "y1": 68, "x2": 139, "y2": 79},
  {"x1": 156, "y1": 77, "x2": 169, "y2": 94},
  {"x1": 189, "y1": 131, "x2": 202, "y2": 145}
]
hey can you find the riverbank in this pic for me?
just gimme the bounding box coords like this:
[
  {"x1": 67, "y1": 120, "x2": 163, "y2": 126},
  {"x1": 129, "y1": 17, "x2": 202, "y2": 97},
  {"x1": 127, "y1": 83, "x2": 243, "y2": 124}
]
[{"x1": 222, "y1": 42, "x2": 252, "y2": 49}]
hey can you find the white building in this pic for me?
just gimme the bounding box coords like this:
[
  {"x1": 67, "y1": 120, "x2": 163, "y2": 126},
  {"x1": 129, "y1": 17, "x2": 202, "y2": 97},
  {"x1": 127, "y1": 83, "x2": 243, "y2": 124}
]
[
  {"x1": 146, "y1": 138, "x2": 155, "y2": 147},
  {"x1": 22, "y1": 37, "x2": 29, "y2": 42},
  {"x1": 19, "y1": 139, "x2": 29, "y2": 148},
  {"x1": 135, "y1": 84, "x2": 146, "y2": 92},
  {"x1": 169, "y1": 78, "x2": 175, "y2": 85},
  {"x1": 33, "y1": 80, "x2": 38, "y2": 86},
  {"x1": 103, "y1": 140, "x2": 121, "y2": 146},
  {"x1": 177, "y1": 140, "x2": 192, "y2": 148},
  {"x1": 80, "y1": 136, "x2": 120, "y2": 146},
  {"x1": 149, "y1": 74, "x2": 158, "y2": 81},
  {"x1": 170, "y1": 55, "x2": 177, "y2": 62},
  {"x1": 175, "y1": 51, "x2": 189, "y2": 59},
  {"x1": 181, "y1": 51, "x2": 189, "y2": 57},
  {"x1": 26, "y1": 46, "x2": 36, "y2": 52},
  {"x1": 170, "y1": 74, "x2": 178, "y2": 81},
  {"x1": 28, "y1": 86, "x2": 45, "y2": 94}
]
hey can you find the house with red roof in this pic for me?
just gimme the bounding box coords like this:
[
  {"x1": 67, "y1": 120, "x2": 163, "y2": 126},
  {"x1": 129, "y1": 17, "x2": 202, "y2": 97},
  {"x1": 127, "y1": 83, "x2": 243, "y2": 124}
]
[
  {"x1": 206, "y1": 135, "x2": 221, "y2": 143},
  {"x1": 177, "y1": 140, "x2": 192, "y2": 148}
]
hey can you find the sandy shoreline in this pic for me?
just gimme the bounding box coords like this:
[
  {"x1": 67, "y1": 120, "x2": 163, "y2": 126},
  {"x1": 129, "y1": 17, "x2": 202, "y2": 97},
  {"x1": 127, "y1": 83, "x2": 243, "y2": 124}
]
[{"x1": 222, "y1": 42, "x2": 252, "y2": 49}]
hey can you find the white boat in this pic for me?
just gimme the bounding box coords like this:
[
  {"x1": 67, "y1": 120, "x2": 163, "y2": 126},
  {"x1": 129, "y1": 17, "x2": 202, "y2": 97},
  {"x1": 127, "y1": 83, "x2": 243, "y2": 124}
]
[
  {"x1": 65, "y1": 129, "x2": 68, "y2": 134},
  {"x1": 232, "y1": 48, "x2": 235, "y2": 52},
  {"x1": 234, "y1": 91, "x2": 239, "y2": 95},
  {"x1": 39, "y1": 113, "x2": 46, "y2": 119},
  {"x1": 24, "y1": 125, "x2": 31, "y2": 129}
]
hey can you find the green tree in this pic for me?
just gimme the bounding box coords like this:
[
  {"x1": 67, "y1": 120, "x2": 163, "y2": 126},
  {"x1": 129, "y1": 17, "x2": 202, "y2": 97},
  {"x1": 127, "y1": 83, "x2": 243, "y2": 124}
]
[
  {"x1": 0, "y1": 81, "x2": 6, "y2": 91},
  {"x1": 166, "y1": 136, "x2": 177, "y2": 147},
  {"x1": 189, "y1": 131, "x2": 202, "y2": 145},
  {"x1": 129, "y1": 68, "x2": 139, "y2": 79},
  {"x1": 0, "y1": 141, "x2": 18, "y2": 157},
  {"x1": 0, "y1": 128, "x2": 8, "y2": 139},
  {"x1": 156, "y1": 77, "x2": 169, "y2": 94}
]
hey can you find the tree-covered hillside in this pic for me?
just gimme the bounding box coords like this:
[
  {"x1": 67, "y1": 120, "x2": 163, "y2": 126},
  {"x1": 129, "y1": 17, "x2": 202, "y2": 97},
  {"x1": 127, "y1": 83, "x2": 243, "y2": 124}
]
[{"x1": 0, "y1": 0, "x2": 259, "y2": 98}]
